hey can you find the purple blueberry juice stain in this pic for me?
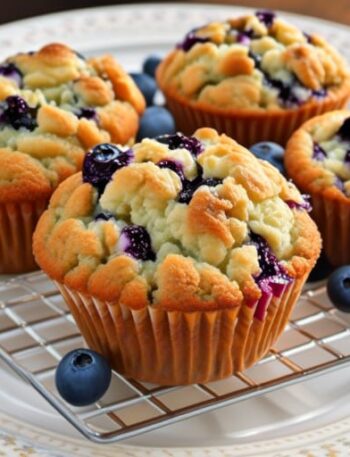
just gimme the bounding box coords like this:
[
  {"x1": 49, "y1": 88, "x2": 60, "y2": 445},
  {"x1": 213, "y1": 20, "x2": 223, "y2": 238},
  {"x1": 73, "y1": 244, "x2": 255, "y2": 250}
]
[
  {"x1": 177, "y1": 176, "x2": 222, "y2": 204},
  {"x1": 177, "y1": 30, "x2": 210, "y2": 52},
  {"x1": 75, "y1": 107, "x2": 98, "y2": 123},
  {"x1": 312, "y1": 88, "x2": 327, "y2": 99},
  {"x1": 236, "y1": 33, "x2": 251, "y2": 46},
  {"x1": 250, "y1": 232, "x2": 292, "y2": 320},
  {"x1": 155, "y1": 135, "x2": 221, "y2": 203},
  {"x1": 0, "y1": 95, "x2": 37, "y2": 131},
  {"x1": 334, "y1": 177, "x2": 345, "y2": 192},
  {"x1": 83, "y1": 143, "x2": 133, "y2": 193},
  {"x1": 248, "y1": 51, "x2": 262, "y2": 68},
  {"x1": 303, "y1": 32, "x2": 312, "y2": 43},
  {"x1": 313, "y1": 143, "x2": 326, "y2": 161},
  {"x1": 255, "y1": 10, "x2": 276, "y2": 27},
  {"x1": 156, "y1": 133, "x2": 204, "y2": 157},
  {"x1": 286, "y1": 195, "x2": 312, "y2": 212},
  {"x1": 264, "y1": 77, "x2": 301, "y2": 107},
  {"x1": 94, "y1": 211, "x2": 115, "y2": 221},
  {"x1": 119, "y1": 225, "x2": 155, "y2": 261},
  {"x1": 0, "y1": 63, "x2": 22, "y2": 86},
  {"x1": 157, "y1": 159, "x2": 185, "y2": 181}
]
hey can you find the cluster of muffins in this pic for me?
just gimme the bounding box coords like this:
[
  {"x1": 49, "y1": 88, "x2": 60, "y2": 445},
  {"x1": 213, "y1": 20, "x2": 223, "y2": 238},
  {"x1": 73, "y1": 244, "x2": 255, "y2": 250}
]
[{"x1": 1, "y1": 10, "x2": 349, "y2": 386}]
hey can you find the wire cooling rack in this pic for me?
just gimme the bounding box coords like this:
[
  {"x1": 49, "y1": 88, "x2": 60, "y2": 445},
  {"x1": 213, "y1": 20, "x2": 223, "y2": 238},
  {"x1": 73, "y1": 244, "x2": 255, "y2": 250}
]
[{"x1": 1, "y1": 272, "x2": 350, "y2": 443}]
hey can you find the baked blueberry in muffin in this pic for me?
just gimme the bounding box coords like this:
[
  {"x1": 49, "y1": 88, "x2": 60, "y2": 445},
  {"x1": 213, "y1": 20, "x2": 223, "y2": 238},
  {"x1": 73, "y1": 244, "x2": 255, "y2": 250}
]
[
  {"x1": 33, "y1": 128, "x2": 320, "y2": 385},
  {"x1": 157, "y1": 11, "x2": 350, "y2": 145},
  {"x1": 285, "y1": 110, "x2": 350, "y2": 265},
  {"x1": 0, "y1": 43, "x2": 145, "y2": 274}
]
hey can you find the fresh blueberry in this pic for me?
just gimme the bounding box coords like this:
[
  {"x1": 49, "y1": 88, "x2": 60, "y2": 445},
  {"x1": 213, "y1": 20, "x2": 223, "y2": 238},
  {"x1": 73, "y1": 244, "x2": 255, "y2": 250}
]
[
  {"x1": 327, "y1": 266, "x2": 350, "y2": 312},
  {"x1": 0, "y1": 95, "x2": 37, "y2": 131},
  {"x1": 312, "y1": 88, "x2": 327, "y2": 99},
  {"x1": 82, "y1": 143, "x2": 133, "y2": 193},
  {"x1": 55, "y1": 349, "x2": 112, "y2": 407},
  {"x1": 308, "y1": 251, "x2": 334, "y2": 282},
  {"x1": 142, "y1": 55, "x2": 162, "y2": 78},
  {"x1": 137, "y1": 106, "x2": 176, "y2": 141},
  {"x1": 130, "y1": 72, "x2": 157, "y2": 106},
  {"x1": 119, "y1": 225, "x2": 155, "y2": 261},
  {"x1": 249, "y1": 142, "x2": 285, "y2": 174}
]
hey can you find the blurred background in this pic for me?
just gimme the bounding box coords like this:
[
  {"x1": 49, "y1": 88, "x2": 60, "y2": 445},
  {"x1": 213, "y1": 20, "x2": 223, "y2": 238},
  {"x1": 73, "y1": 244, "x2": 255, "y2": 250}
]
[{"x1": 0, "y1": 0, "x2": 349, "y2": 25}]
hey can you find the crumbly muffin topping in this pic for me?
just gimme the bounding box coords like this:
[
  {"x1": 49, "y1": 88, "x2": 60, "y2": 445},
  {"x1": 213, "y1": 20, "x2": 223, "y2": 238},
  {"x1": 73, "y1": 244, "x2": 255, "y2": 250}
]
[
  {"x1": 0, "y1": 43, "x2": 145, "y2": 202},
  {"x1": 34, "y1": 128, "x2": 320, "y2": 317},
  {"x1": 286, "y1": 111, "x2": 350, "y2": 197},
  {"x1": 312, "y1": 117, "x2": 350, "y2": 194},
  {"x1": 158, "y1": 11, "x2": 348, "y2": 110}
]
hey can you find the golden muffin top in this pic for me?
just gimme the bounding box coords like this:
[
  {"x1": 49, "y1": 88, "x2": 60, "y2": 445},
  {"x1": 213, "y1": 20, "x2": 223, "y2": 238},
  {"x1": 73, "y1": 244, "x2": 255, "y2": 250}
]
[
  {"x1": 285, "y1": 110, "x2": 350, "y2": 199},
  {"x1": 0, "y1": 43, "x2": 145, "y2": 202},
  {"x1": 33, "y1": 128, "x2": 320, "y2": 317},
  {"x1": 157, "y1": 11, "x2": 349, "y2": 110}
]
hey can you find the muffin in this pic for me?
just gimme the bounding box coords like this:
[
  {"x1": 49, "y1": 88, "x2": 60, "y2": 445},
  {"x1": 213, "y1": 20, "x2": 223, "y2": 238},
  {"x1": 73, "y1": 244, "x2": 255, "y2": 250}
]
[
  {"x1": 0, "y1": 43, "x2": 145, "y2": 273},
  {"x1": 157, "y1": 11, "x2": 350, "y2": 147},
  {"x1": 33, "y1": 128, "x2": 321, "y2": 385},
  {"x1": 285, "y1": 110, "x2": 350, "y2": 266}
]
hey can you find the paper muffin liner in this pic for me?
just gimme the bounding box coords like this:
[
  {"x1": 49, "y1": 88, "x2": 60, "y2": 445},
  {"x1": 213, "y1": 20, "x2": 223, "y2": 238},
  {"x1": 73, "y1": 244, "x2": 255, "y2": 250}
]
[
  {"x1": 310, "y1": 192, "x2": 350, "y2": 266},
  {"x1": 0, "y1": 199, "x2": 48, "y2": 274},
  {"x1": 57, "y1": 274, "x2": 305, "y2": 385},
  {"x1": 162, "y1": 89, "x2": 350, "y2": 148}
]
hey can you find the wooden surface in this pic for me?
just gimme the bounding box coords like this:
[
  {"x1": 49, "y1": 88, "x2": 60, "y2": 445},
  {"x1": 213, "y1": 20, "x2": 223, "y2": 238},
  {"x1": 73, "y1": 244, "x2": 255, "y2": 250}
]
[{"x1": 0, "y1": 0, "x2": 349, "y2": 26}]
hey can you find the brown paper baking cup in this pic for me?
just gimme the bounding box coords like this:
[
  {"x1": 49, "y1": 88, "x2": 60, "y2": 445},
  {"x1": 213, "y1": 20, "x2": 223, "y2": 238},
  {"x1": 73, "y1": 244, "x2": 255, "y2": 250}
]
[
  {"x1": 56, "y1": 275, "x2": 305, "y2": 385},
  {"x1": 311, "y1": 192, "x2": 350, "y2": 266},
  {"x1": 162, "y1": 88, "x2": 350, "y2": 147},
  {"x1": 0, "y1": 199, "x2": 48, "y2": 274}
]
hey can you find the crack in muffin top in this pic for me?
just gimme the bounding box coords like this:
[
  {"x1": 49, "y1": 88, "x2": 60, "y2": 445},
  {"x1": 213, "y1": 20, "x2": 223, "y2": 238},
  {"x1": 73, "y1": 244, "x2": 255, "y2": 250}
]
[
  {"x1": 157, "y1": 11, "x2": 349, "y2": 110},
  {"x1": 285, "y1": 110, "x2": 350, "y2": 198},
  {"x1": 33, "y1": 128, "x2": 320, "y2": 313},
  {"x1": 0, "y1": 43, "x2": 145, "y2": 202}
]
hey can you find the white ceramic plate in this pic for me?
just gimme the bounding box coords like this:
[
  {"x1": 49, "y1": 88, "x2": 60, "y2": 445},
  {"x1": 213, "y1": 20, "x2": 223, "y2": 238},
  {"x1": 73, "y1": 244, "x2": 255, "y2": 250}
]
[{"x1": 1, "y1": 4, "x2": 350, "y2": 456}]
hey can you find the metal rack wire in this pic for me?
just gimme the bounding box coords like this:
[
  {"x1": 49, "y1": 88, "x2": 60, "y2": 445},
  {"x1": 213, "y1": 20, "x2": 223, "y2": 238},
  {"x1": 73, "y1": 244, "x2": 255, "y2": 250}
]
[{"x1": 1, "y1": 271, "x2": 350, "y2": 443}]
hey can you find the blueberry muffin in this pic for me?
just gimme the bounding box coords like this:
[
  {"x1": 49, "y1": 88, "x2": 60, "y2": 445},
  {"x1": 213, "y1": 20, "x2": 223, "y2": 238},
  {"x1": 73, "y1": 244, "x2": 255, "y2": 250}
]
[
  {"x1": 0, "y1": 43, "x2": 145, "y2": 273},
  {"x1": 33, "y1": 128, "x2": 320, "y2": 385},
  {"x1": 285, "y1": 110, "x2": 350, "y2": 265},
  {"x1": 157, "y1": 11, "x2": 350, "y2": 147}
]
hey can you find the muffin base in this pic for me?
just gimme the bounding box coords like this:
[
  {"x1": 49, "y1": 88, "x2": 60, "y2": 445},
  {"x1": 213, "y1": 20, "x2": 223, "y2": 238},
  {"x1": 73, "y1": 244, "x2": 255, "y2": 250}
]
[
  {"x1": 161, "y1": 86, "x2": 350, "y2": 147},
  {"x1": 0, "y1": 199, "x2": 48, "y2": 274},
  {"x1": 57, "y1": 275, "x2": 305, "y2": 386},
  {"x1": 311, "y1": 192, "x2": 350, "y2": 266}
]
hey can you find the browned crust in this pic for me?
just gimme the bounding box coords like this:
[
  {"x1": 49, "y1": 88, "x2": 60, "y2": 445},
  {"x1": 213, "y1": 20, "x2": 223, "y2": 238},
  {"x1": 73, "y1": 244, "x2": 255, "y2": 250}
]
[
  {"x1": 0, "y1": 43, "x2": 145, "y2": 204},
  {"x1": 33, "y1": 129, "x2": 321, "y2": 310},
  {"x1": 157, "y1": 51, "x2": 350, "y2": 118},
  {"x1": 285, "y1": 110, "x2": 350, "y2": 204}
]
